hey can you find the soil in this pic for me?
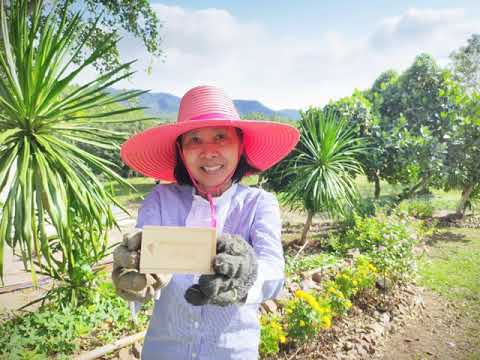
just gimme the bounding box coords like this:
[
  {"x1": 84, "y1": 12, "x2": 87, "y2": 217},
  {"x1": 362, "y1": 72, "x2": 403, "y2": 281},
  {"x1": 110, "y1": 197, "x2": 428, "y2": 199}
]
[{"x1": 374, "y1": 290, "x2": 479, "y2": 360}]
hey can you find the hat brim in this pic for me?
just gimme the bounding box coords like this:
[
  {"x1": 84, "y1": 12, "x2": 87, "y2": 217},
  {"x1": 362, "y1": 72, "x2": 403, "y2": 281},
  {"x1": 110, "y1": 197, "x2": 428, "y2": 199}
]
[{"x1": 120, "y1": 119, "x2": 300, "y2": 182}]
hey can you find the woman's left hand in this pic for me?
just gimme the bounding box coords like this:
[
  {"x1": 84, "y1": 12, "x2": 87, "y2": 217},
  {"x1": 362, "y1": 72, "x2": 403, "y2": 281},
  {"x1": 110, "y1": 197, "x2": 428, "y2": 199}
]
[{"x1": 185, "y1": 233, "x2": 258, "y2": 306}]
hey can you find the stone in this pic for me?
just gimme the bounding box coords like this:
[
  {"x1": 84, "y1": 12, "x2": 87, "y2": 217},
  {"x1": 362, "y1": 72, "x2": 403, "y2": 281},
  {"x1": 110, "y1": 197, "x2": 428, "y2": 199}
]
[
  {"x1": 301, "y1": 278, "x2": 318, "y2": 291},
  {"x1": 118, "y1": 348, "x2": 132, "y2": 360},
  {"x1": 375, "y1": 277, "x2": 393, "y2": 291},
  {"x1": 261, "y1": 300, "x2": 278, "y2": 313},
  {"x1": 275, "y1": 287, "x2": 290, "y2": 301},
  {"x1": 311, "y1": 271, "x2": 323, "y2": 283},
  {"x1": 132, "y1": 342, "x2": 142, "y2": 358},
  {"x1": 346, "y1": 248, "x2": 360, "y2": 258}
]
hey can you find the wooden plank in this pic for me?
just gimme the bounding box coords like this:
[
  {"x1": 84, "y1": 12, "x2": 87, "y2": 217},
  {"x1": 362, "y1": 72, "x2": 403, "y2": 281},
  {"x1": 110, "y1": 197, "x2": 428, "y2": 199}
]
[{"x1": 139, "y1": 225, "x2": 216, "y2": 274}]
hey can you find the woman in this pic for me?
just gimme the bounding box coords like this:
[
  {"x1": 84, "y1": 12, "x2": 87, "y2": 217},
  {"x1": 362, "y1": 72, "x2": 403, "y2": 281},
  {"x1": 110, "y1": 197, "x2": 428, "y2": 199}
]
[{"x1": 113, "y1": 85, "x2": 299, "y2": 359}]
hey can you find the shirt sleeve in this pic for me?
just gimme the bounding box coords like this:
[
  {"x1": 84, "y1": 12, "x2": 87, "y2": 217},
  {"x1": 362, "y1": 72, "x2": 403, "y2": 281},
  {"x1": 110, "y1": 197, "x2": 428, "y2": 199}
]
[
  {"x1": 135, "y1": 188, "x2": 162, "y2": 229},
  {"x1": 245, "y1": 190, "x2": 285, "y2": 304}
]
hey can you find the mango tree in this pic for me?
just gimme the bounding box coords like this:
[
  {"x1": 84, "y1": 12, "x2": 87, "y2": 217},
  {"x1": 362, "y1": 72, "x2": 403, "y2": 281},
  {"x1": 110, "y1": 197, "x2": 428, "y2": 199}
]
[
  {"x1": 376, "y1": 54, "x2": 459, "y2": 198},
  {"x1": 445, "y1": 34, "x2": 480, "y2": 215}
]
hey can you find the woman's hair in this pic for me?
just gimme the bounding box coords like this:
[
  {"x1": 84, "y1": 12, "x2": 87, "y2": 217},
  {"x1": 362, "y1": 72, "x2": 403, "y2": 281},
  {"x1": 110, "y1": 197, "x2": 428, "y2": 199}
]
[{"x1": 174, "y1": 128, "x2": 259, "y2": 185}]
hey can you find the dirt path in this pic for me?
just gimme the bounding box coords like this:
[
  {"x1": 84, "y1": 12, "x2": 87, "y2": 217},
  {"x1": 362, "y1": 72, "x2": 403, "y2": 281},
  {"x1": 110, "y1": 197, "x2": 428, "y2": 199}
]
[{"x1": 374, "y1": 289, "x2": 479, "y2": 360}]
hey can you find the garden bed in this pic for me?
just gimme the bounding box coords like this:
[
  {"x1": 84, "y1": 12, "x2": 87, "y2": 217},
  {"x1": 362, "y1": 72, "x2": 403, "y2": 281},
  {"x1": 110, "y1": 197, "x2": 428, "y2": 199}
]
[{"x1": 2, "y1": 205, "x2": 479, "y2": 359}]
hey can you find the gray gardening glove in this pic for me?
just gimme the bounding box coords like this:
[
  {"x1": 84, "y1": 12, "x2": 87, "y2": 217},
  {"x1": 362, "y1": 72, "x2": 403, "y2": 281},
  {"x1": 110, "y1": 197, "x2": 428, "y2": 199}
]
[
  {"x1": 112, "y1": 229, "x2": 172, "y2": 303},
  {"x1": 184, "y1": 233, "x2": 258, "y2": 306}
]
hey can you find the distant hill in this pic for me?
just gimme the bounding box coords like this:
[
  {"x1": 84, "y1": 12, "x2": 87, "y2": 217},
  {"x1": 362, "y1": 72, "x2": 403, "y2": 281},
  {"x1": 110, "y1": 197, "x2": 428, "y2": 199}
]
[{"x1": 107, "y1": 88, "x2": 300, "y2": 121}]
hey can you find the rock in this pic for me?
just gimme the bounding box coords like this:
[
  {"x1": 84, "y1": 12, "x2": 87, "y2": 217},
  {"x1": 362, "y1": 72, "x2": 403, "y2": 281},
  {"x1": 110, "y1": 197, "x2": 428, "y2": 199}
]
[
  {"x1": 380, "y1": 312, "x2": 391, "y2": 325},
  {"x1": 132, "y1": 342, "x2": 142, "y2": 358},
  {"x1": 275, "y1": 288, "x2": 290, "y2": 301},
  {"x1": 354, "y1": 343, "x2": 368, "y2": 358},
  {"x1": 118, "y1": 348, "x2": 132, "y2": 360},
  {"x1": 312, "y1": 271, "x2": 324, "y2": 283},
  {"x1": 346, "y1": 248, "x2": 360, "y2": 258},
  {"x1": 376, "y1": 277, "x2": 393, "y2": 291},
  {"x1": 261, "y1": 300, "x2": 278, "y2": 313},
  {"x1": 301, "y1": 278, "x2": 318, "y2": 291}
]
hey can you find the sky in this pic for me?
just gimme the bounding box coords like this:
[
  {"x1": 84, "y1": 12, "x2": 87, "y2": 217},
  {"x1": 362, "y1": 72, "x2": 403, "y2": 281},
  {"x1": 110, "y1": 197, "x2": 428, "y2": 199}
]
[{"x1": 99, "y1": 1, "x2": 480, "y2": 110}]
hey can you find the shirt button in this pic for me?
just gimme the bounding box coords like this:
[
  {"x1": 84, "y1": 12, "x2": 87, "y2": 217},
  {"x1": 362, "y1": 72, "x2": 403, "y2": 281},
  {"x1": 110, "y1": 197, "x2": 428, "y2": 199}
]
[
  {"x1": 194, "y1": 321, "x2": 199, "y2": 328},
  {"x1": 192, "y1": 353, "x2": 197, "y2": 358}
]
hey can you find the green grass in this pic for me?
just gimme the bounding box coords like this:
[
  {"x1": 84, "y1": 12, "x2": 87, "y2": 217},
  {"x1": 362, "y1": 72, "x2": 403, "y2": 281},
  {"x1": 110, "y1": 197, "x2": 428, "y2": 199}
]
[
  {"x1": 354, "y1": 175, "x2": 462, "y2": 213},
  {"x1": 417, "y1": 227, "x2": 480, "y2": 306},
  {"x1": 417, "y1": 227, "x2": 480, "y2": 354},
  {"x1": 106, "y1": 177, "x2": 156, "y2": 206}
]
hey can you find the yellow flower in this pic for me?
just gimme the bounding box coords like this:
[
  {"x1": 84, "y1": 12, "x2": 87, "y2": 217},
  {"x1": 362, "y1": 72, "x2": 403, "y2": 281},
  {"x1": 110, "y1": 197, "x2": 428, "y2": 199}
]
[
  {"x1": 295, "y1": 290, "x2": 306, "y2": 298},
  {"x1": 299, "y1": 320, "x2": 305, "y2": 327},
  {"x1": 321, "y1": 316, "x2": 332, "y2": 329},
  {"x1": 279, "y1": 335, "x2": 287, "y2": 343},
  {"x1": 286, "y1": 308, "x2": 293, "y2": 314},
  {"x1": 271, "y1": 322, "x2": 282, "y2": 331}
]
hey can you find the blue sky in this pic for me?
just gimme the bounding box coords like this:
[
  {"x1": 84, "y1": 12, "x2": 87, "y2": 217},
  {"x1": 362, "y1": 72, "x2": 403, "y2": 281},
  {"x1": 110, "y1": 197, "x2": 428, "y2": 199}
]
[{"x1": 100, "y1": 1, "x2": 480, "y2": 109}]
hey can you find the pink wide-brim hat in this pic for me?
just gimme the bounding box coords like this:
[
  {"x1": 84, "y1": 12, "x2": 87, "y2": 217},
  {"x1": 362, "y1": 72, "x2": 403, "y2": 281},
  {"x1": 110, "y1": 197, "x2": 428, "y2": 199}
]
[{"x1": 120, "y1": 85, "x2": 300, "y2": 182}]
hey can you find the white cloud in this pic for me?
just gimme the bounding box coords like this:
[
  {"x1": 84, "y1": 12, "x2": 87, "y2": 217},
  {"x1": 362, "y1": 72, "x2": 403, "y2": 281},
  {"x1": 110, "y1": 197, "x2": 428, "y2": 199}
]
[{"x1": 95, "y1": 5, "x2": 480, "y2": 110}]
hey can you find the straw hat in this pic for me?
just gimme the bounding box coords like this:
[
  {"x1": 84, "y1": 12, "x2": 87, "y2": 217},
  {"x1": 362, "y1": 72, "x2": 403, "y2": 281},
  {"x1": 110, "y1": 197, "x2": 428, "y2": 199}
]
[{"x1": 120, "y1": 85, "x2": 299, "y2": 181}]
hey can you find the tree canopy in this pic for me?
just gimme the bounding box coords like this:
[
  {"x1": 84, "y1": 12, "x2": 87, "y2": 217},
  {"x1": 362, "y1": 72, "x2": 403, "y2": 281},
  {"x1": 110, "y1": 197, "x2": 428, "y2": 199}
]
[{"x1": 40, "y1": 0, "x2": 163, "y2": 72}]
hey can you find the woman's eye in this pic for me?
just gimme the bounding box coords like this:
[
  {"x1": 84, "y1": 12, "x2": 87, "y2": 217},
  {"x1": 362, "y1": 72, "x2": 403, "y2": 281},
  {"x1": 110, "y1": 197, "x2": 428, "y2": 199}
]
[
  {"x1": 191, "y1": 137, "x2": 201, "y2": 144},
  {"x1": 215, "y1": 134, "x2": 226, "y2": 141}
]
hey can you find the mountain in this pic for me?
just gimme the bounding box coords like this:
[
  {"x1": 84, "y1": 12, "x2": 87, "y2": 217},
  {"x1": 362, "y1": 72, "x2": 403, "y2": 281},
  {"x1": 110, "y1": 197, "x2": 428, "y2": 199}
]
[{"x1": 108, "y1": 88, "x2": 300, "y2": 121}]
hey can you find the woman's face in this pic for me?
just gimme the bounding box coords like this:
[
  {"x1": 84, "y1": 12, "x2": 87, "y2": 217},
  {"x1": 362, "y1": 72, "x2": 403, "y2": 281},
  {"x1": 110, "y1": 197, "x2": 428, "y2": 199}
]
[{"x1": 180, "y1": 126, "x2": 241, "y2": 190}]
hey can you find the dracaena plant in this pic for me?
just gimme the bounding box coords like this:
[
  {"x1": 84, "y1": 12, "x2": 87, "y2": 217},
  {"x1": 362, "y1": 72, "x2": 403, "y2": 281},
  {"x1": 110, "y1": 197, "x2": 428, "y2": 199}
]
[
  {"x1": 0, "y1": 0, "x2": 150, "y2": 306},
  {"x1": 282, "y1": 108, "x2": 365, "y2": 245}
]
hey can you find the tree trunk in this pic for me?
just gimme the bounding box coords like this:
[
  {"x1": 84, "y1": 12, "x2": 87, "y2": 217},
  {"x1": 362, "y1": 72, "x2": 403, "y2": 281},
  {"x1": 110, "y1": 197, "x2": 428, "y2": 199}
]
[
  {"x1": 456, "y1": 183, "x2": 475, "y2": 217},
  {"x1": 300, "y1": 210, "x2": 314, "y2": 244},
  {"x1": 401, "y1": 175, "x2": 430, "y2": 200},
  {"x1": 373, "y1": 172, "x2": 381, "y2": 199}
]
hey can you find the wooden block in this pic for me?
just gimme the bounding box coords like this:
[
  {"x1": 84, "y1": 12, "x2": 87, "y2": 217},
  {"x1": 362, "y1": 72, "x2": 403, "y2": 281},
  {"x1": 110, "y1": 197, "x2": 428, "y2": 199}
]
[{"x1": 139, "y1": 225, "x2": 216, "y2": 274}]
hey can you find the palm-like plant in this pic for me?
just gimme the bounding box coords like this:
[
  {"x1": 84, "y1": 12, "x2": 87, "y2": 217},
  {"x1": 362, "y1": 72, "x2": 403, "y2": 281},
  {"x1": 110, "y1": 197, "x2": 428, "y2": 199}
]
[
  {"x1": 283, "y1": 108, "x2": 365, "y2": 244},
  {"x1": 0, "y1": 0, "x2": 149, "y2": 304}
]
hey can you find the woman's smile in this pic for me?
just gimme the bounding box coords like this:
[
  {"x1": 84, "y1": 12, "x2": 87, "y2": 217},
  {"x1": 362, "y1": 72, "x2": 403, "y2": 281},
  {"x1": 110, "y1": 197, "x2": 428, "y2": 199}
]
[{"x1": 181, "y1": 126, "x2": 241, "y2": 190}]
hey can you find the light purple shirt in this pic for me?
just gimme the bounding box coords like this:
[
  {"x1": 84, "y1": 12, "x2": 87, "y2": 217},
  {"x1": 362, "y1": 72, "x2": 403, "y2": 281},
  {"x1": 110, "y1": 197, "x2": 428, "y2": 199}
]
[{"x1": 136, "y1": 183, "x2": 285, "y2": 360}]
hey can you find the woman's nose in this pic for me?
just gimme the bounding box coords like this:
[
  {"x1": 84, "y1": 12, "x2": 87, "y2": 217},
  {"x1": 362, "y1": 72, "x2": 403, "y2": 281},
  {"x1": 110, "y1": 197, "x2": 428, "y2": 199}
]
[{"x1": 200, "y1": 142, "x2": 220, "y2": 158}]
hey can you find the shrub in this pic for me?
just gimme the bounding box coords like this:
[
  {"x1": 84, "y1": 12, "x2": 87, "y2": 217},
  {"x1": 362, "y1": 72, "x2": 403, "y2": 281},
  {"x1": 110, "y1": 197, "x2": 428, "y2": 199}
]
[
  {"x1": 259, "y1": 315, "x2": 287, "y2": 355},
  {"x1": 285, "y1": 253, "x2": 339, "y2": 280},
  {"x1": 284, "y1": 290, "x2": 332, "y2": 343},
  {"x1": 0, "y1": 280, "x2": 150, "y2": 359},
  {"x1": 398, "y1": 198, "x2": 434, "y2": 218},
  {"x1": 324, "y1": 255, "x2": 377, "y2": 316},
  {"x1": 331, "y1": 212, "x2": 431, "y2": 281}
]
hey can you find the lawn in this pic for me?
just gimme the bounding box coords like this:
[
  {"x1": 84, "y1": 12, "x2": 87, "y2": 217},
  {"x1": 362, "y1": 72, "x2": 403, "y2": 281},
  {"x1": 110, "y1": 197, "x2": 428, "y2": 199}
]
[
  {"x1": 417, "y1": 227, "x2": 480, "y2": 356},
  {"x1": 417, "y1": 227, "x2": 480, "y2": 309},
  {"x1": 355, "y1": 175, "x2": 463, "y2": 211}
]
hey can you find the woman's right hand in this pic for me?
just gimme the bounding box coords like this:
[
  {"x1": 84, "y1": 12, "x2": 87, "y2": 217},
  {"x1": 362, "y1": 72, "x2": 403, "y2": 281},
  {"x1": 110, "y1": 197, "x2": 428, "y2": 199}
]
[{"x1": 112, "y1": 229, "x2": 172, "y2": 302}]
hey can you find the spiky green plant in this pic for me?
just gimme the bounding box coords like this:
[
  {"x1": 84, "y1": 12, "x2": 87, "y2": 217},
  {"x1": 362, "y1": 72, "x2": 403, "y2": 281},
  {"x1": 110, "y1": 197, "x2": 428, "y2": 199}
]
[
  {"x1": 283, "y1": 108, "x2": 365, "y2": 243},
  {"x1": 0, "y1": 0, "x2": 150, "y2": 305}
]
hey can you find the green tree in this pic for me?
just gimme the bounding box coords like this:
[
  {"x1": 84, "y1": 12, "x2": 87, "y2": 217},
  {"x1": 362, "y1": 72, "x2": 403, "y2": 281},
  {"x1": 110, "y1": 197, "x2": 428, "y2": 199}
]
[
  {"x1": 450, "y1": 34, "x2": 480, "y2": 94},
  {"x1": 0, "y1": 0, "x2": 148, "y2": 305},
  {"x1": 326, "y1": 89, "x2": 387, "y2": 199},
  {"x1": 282, "y1": 109, "x2": 365, "y2": 243},
  {"x1": 376, "y1": 54, "x2": 458, "y2": 198},
  {"x1": 446, "y1": 34, "x2": 480, "y2": 215},
  {"x1": 49, "y1": 0, "x2": 163, "y2": 72},
  {"x1": 443, "y1": 91, "x2": 480, "y2": 216}
]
